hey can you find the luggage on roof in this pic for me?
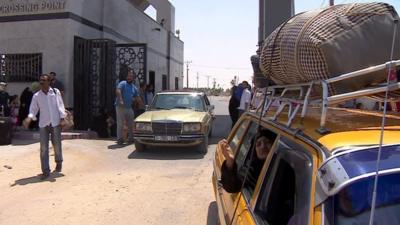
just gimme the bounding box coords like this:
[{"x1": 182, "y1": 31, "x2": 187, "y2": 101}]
[{"x1": 260, "y1": 2, "x2": 400, "y2": 95}]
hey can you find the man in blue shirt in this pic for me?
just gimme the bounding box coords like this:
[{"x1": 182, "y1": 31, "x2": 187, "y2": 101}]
[{"x1": 115, "y1": 70, "x2": 142, "y2": 145}]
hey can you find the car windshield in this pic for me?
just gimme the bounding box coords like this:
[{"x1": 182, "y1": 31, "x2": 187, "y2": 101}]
[
  {"x1": 151, "y1": 94, "x2": 205, "y2": 111},
  {"x1": 324, "y1": 172, "x2": 400, "y2": 225}
]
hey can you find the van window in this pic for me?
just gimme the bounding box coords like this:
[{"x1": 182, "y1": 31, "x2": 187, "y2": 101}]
[
  {"x1": 235, "y1": 123, "x2": 277, "y2": 201},
  {"x1": 229, "y1": 120, "x2": 250, "y2": 153},
  {"x1": 254, "y1": 138, "x2": 313, "y2": 225},
  {"x1": 235, "y1": 122, "x2": 259, "y2": 172},
  {"x1": 234, "y1": 122, "x2": 259, "y2": 200}
]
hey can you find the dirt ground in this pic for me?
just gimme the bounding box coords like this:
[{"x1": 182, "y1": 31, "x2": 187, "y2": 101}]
[
  {"x1": 0, "y1": 96, "x2": 230, "y2": 225},
  {"x1": 0, "y1": 139, "x2": 218, "y2": 225}
]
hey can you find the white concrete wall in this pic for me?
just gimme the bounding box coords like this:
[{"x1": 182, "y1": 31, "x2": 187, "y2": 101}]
[
  {"x1": 169, "y1": 32, "x2": 184, "y2": 90},
  {"x1": 0, "y1": 19, "x2": 71, "y2": 103},
  {"x1": 147, "y1": 0, "x2": 175, "y2": 32},
  {"x1": 3, "y1": 82, "x2": 31, "y2": 100},
  {"x1": 0, "y1": 0, "x2": 184, "y2": 107}
]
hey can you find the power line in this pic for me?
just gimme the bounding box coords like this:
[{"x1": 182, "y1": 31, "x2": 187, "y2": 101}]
[{"x1": 196, "y1": 72, "x2": 199, "y2": 89}]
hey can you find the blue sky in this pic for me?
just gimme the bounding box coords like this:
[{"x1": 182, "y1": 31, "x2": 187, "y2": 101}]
[{"x1": 168, "y1": 0, "x2": 400, "y2": 89}]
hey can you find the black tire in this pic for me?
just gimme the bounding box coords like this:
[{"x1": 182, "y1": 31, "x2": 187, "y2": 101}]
[
  {"x1": 197, "y1": 135, "x2": 208, "y2": 154},
  {"x1": 208, "y1": 126, "x2": 212, "y2": 137},
  {"x1": 135, "y1": 142, "x2": 146, "y2": 152}
]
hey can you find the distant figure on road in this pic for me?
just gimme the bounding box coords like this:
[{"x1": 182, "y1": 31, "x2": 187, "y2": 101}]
[
  {"x1": 238, "y1": 81, "x2": 251, "y2": 118},
  {"x1": 23, "y1": 74, "x2": 67, "y2": 180},
  {"x1": 115, "y1": 70, "x2": 142, "y2": 145},
  {"x1": 228, "y1": 80, "x2": 240, "y2": 128},
  {"x1": 49, "y1": 72, "x2": 65, "y2": 97}
]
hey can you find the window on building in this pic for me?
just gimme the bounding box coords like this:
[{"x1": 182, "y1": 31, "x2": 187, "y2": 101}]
[
  {"x1": 175, "y1": 77, "x2": 179, "y2": 90},
  {"x1": 149, "y1": 71, "x2": 155, "y2": 89},
  {"x1": 162, "y1": 74, "x2": 167, "y2": 90},
  {"x1": 0, "y1": 53, "x2": 42, "y2": 82},
  {"x1": 144, "y1": 5, "x2": 157, "y2": 21}
]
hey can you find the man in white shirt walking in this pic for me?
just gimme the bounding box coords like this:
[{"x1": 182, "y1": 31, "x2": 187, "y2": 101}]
[
  {"x1": 23, "y1": 74, "x2": 67, "y2": 180},
  {"x1": 238, "y1": 81, "x2": 251, "y2": 118}
]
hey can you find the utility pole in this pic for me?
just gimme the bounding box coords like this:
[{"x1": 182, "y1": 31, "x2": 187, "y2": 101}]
[
  {"x1": 196, "y1": 72, "x2": 199, "y2": 89},
  {"x1": 329, "y1": 0, "x2": 334, "y2": 6},
  {"x1": 206, "y1": 75, "x2": 210, "y2": 89},
  {"x1": 185, "y1": 60, "x2": 192, "y2": 88},
  {"x1": 213, "y1": 78, "x2": 216, "y2": 89}
]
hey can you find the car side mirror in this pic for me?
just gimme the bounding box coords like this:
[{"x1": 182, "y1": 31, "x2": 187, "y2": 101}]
[{"x1": 208, "y1": 105, "x2": 215, "y2": 111}]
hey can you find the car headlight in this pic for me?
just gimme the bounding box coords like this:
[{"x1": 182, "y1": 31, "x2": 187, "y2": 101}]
[
  {"x1": 182, "y1": 123, "x2": 202, "y2": 133},
  {"x1": 135, "y1": 122, "x2": 152, "y2": 132}
]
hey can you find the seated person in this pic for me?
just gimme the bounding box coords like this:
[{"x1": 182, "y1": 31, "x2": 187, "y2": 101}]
[{"x1": 218, "y1": 129, "x2": 276, "y2": 193}]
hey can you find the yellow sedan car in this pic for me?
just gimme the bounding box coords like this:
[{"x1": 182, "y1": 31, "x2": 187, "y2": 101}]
[{"x1": 133, "y1": 91, "x2": 214, "y2": 153}]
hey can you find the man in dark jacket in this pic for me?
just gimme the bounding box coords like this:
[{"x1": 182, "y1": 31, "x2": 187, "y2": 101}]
[{"x1": 228, "y1": 80, "x2": 241, "y2": 128}]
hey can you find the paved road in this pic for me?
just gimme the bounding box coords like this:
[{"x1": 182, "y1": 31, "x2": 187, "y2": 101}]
[{"x1": 0, "y1": 96, "x2": 231, "y2": 225}]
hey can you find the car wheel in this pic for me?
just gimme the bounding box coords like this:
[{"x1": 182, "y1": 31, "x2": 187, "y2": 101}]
[
  {"x1": 208, "y1": 126, "x2": 212, "y2": 137},
  {"x1": 135, "y1": 142, "x2": 146, "y2": 152},
  {"x1": 197, "y1": 135, "x2": 208, "y2": 154}
]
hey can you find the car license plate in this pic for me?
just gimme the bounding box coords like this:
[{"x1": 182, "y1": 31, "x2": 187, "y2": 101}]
[{"x1": 155, "y1": 136, "x2": 178, "y2": 141}]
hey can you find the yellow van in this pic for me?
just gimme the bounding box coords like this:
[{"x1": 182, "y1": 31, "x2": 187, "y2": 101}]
[
  {"x1": 212, "y1": 62, "x2": 400, "y2": 225},
  {"x1": 212, "y1": 106, "x2": 400, "y2": 225}
]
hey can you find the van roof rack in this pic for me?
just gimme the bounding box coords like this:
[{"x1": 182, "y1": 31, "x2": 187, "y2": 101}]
[{"x1": 257, "y1": 60, "x2": 400, "y2": 134}]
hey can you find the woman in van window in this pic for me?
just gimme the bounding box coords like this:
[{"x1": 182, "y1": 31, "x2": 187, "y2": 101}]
[{"x1": 218, "y1": 129, "x2": 277, "y2": 193}]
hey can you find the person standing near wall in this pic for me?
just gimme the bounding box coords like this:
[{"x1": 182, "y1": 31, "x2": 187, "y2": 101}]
[
  {"x1": 23, "y1": 74, "x2": 67, "y2": 180},
  {"x1": 145, "y1": 84, "x2": 154, "y2": 105},
  {"x1": 134, "y1": 83, "x2": 146, "y2": 118},
  {"x1": 115, "y1": 70, "x2": 142, "y2": 145},
  {"x1": 49, "y1": 72, "x2": 65, "y2": 97},
  {"x1": 0, "y1": 82, "x2": 10, "y2": 117},
  {"x1": 18, "y1": 87, "x2": 33, "y2": 126}
]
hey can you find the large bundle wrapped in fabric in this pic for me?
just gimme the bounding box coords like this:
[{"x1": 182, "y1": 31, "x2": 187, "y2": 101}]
[{"x1": 260, "y1": 2, "x2": 400, "y2": 95}]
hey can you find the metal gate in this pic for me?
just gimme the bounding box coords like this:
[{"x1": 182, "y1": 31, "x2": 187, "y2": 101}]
[
  {"x1": 73, "y1": 37, "x2": 147, "y2": 132},
  {"x1": 116, "y1": 43, "x2": 147, "y2": 84},
  {"x1": 73, "y1": 37, "x2": 116, "y2": 131}
]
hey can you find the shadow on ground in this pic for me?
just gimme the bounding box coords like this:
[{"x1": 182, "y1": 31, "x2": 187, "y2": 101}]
[
  {"x1": 11, "y1": 139, "x2": 40, "y2": 146},
  {"x1": 128, "y1": 146, "x2": 205, "y2": 160},
  {"x1": 107, "y1": 143, "x2": 130, "y2": 150},
  {"x1": 10, "y1": 173, "x2": 65, "y2": 187},
  {"x1": 207, "y1": 201, "x2": 219, "y2": 225}
]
